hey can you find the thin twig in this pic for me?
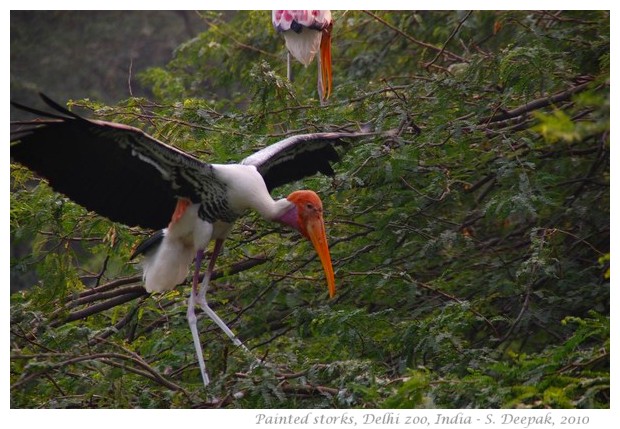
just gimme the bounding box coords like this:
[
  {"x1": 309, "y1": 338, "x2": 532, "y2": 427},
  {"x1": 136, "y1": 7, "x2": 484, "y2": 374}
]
[
  {"x1": 363, "y1": 11, "x2": 466, "y2": 63},
  {"x1": 425, "y1": 11, "x2": 473, "y2": 69},
  {"x1": 403, "y1": 273, "x2": 500, "y2": 338},
  {"x1": 128, "y1": 58, "x2": 134, "y2": 97},
  {"x1": 200, "y1": 13, "x2": 277, "y2": 58}
]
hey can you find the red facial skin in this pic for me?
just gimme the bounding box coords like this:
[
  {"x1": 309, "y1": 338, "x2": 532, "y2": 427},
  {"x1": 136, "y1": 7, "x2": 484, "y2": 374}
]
[{"x1": 285, "y1": 190, "x2": 335, "y2": 298}]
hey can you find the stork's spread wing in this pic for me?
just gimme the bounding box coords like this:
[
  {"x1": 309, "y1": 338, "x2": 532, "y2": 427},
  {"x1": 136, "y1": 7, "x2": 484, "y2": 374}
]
[
  {"x1": 241, "y1": 131, "x2": 369, "y2": 192},
  {"x1": 10, "y1": 94, "x2": 225, "y2": 230}
]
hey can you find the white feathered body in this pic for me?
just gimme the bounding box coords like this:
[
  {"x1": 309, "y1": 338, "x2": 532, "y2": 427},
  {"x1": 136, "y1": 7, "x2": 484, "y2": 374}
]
[
  {"x1": 140, "y1": 164, "x2": 293, "y2": 293},
  {"x1": 140, "y1": 204, "x2": 212, "y2": 293}
]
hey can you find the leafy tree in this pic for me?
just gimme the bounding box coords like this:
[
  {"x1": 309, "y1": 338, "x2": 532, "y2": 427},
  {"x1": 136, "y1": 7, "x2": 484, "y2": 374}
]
[{"x1": 10, "y1": 10, "x2": 609, "y2": 408}]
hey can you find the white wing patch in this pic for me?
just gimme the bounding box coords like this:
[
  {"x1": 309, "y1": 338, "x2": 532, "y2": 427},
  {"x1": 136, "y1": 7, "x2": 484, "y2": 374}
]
[{"x1": 132, "y1": 149, "x2": 172, "y2": 180}]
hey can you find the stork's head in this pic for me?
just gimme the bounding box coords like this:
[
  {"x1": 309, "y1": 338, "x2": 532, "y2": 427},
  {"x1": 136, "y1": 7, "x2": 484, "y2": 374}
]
[{"x1": 277, "y1": 190, "x2": 335, "y2": 298}]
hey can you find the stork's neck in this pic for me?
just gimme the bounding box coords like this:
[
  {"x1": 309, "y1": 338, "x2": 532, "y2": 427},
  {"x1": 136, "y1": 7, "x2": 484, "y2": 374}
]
[
  {"x1": 214, "y1": 164, "x2": 296, "y2": 224},
  {"x1": 259, "y1": 198, "x2": 296, "y2": 225},
  {"x1": 245, "y1": 195, "x2": 299, "y2": 232}
]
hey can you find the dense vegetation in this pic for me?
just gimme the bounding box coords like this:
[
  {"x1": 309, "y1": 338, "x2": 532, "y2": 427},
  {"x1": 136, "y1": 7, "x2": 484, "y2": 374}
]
[{"x1": 10, "y1": 11, "x2": 609, "y2": 408}]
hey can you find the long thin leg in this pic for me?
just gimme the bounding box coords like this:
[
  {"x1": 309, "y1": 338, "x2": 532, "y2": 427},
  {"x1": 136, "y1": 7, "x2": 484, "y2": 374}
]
[
  {"x1": 317, "y1": 55, "x2": 325, "y2": 106},
  {"x1": 187, "y1": 249, "x2": 210, "y2": 386},
  {"x1": 196, "y1": 239, "x2": 250, "y2": 353},
  {"x1": 287, "y1": 51, "x2": 293, "y2": 82}
]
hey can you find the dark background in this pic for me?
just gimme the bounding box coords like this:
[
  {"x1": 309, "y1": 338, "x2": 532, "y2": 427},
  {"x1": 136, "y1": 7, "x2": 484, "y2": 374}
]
[{"x1": 10, "y1": 11, "x2": 205, "y2": 118}]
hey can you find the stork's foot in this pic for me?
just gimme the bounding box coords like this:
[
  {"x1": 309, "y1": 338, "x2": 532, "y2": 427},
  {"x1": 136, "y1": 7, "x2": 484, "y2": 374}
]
[
  {"x1": 187, "y1": 290, "x2": 210, "y2": 387},
  {"x1": 195, "y1": 294, "x2": 252, "y2": 355}
]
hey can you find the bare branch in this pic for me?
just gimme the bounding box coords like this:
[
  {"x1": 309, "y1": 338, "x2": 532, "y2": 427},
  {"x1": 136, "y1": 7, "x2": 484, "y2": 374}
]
[
  {"x1": 363, "y1": 11, "x2": 466, "y2": 63},
  {"x1": 425, "y1": 11, "x2": 473, "y2": 69}
]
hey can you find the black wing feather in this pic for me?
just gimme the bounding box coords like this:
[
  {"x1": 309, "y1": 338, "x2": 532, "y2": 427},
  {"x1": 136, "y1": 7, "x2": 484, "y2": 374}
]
[
  {"x1": 130, "y1": 229, "x2": 165, "y2": 260},
  {"x1": 241, "y1": 132, "x2": 369, "y2": 192},
  {"x1": 10, "y1": 94, "x2": 220, "y2": 230}
]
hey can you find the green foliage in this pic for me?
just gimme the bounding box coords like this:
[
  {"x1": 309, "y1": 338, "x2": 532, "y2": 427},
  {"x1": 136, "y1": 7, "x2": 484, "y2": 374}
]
[{"x1": 10, "y1": 11, "x2": 609, "y2": 408}]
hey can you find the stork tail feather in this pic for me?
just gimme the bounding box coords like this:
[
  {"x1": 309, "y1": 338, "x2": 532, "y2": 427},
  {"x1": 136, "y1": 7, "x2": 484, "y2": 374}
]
[
  {"x1": 130, "y1": 229, "x2": 165, "y2": 260},
  {"x1": 139, "y1": 230, "x2": 194, "y2": 293}
]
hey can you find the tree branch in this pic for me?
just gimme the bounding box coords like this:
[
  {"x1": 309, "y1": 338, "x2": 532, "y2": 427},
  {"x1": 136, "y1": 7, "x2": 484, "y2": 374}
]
[
  {"x1": 11, "y1": 352, "x2": 188, "y2": 394},
  {"x1": 478, "y1": 81, "x2": 594, "y2": 124}
]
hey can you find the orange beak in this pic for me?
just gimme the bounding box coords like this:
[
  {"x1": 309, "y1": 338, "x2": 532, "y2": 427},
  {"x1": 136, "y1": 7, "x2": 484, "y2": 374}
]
[
  {"x1": 304, "y1": 214, "x2": 335, "y2": 298},
  {"x1": 319, "y1": 25, "x2": 332, "y2": 101}
]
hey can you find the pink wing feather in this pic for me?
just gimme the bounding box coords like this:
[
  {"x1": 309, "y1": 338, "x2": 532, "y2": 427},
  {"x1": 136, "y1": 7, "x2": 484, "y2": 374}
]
[{"x1": 272, "y1": 10, "x2": 332, "y2": 32}]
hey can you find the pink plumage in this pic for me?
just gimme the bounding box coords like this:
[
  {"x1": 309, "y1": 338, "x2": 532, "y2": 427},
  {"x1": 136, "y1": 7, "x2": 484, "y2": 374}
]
[{"x1": 272, "y1": 10, "x2": 331, "y2": 32}]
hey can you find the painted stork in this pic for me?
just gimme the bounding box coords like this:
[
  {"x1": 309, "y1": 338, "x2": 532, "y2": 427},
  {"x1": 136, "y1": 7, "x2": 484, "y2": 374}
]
[
  {"x1": 10, "y1": 94, "x2": 370, "y2": 386},
  {"x1": 272, "y1": 10, "x2": 333, "y2": 104}
]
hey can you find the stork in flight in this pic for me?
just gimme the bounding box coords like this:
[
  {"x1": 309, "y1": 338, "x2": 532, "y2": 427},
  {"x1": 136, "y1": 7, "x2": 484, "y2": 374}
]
[
  {"x1": 272, "y1": 10, "x2": 333, "y2": 104},
  {"x1": 10, "y1": 94, "x2": 370, "y2": 386}
]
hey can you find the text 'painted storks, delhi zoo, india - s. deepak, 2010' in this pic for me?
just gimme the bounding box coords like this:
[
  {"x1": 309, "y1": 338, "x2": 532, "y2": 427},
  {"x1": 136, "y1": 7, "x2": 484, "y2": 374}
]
[{"x1": 10, "y1": 93, "x2": 372, "y2": 386}]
